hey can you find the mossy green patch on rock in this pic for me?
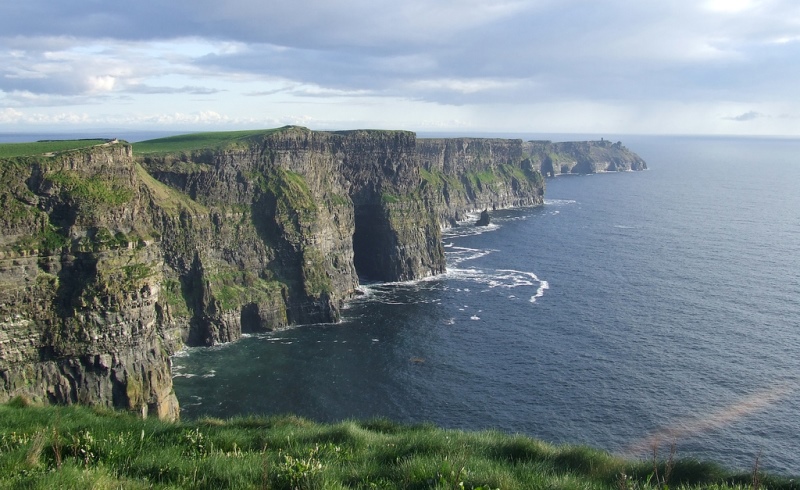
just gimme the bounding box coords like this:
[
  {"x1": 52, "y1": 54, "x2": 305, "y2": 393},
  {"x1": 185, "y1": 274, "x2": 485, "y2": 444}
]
[
  {"x1": 46, "y1": 171, "x2": 134, "y2": 207},
  {"x1": 160, "y1": 278, "x2": 190, "y2": 317},
  {"x1": 207, "y1": 267, "x2": 284, "y2": 312},
  {"x1": 300, "y1": 247, "x2": 332, "y2": 298}
]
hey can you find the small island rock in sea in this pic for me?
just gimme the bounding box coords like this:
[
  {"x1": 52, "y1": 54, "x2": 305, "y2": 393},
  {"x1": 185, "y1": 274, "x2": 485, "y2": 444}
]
[{"x1": 476, "y1": 209, "x2": 491, "y2": 226}]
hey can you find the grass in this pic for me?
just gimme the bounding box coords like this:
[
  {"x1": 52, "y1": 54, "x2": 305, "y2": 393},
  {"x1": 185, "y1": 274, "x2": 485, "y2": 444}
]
[
  {"x1": 135, "y1": 163, "x2": 209, "y2": 215},
  {"x1": 0, "y1": 400, "x2": 795, "y2": 490},
  {"x1": 133, "y1": 128, "x2": 290, "y2": 155},
  {"x1": 46, "y1": 171, "x2": 134, "y2": 207},
  {"x1": 207, "y1": 267, "x2": 284, "y2": 311},
  {"x1": 0, "y1": 139, "x2": 108, "y2": 158}
]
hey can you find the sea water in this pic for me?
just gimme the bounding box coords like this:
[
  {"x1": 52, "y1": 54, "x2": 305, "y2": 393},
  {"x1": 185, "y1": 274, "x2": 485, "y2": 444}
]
[{"x1": 170, "y1": 135, "x2": 800, "y2": 474}]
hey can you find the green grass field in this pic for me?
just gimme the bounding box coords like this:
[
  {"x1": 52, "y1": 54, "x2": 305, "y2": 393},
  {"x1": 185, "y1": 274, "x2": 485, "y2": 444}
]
[
  {"x1": 0, "y1": 139, "x2": 109, "y2": 159},
  {"x1": 133, "y1": 128, "x2": 289, "y2": 155},
  {"x1": 0, "y1": 399, "x2": 794, "y2": 490}
]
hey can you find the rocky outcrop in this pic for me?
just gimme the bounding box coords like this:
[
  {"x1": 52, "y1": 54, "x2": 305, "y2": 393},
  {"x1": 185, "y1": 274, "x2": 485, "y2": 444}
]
[
  {"x1": 476, "y1": 209, "x2": 491, "y2": 227},
  {"x1": 417, "y1": 138, "x2": 545, "y2": 226},
  {"x1": 526, "y1": 139, "x2": 647, "y2": 177},
  {"x1": 0, "y1": 127, "x2": 645, "y2": 419}
]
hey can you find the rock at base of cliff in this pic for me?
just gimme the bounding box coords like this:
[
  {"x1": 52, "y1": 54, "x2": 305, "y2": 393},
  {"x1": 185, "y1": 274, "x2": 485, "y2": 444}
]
[{"x1": 475, "y1": 209, "x2": 491, "y2": 227}]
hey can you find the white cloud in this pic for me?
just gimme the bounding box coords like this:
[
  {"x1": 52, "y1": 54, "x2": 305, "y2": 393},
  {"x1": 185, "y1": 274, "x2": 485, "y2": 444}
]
[
  {"x1": 1, "y1": 0, "x2": 799, "y2": 134},
  {"x1": 0, "y1": 108, "x2": 24, "y2": 123},
  {"x1": 87, "y1": 75, "x2": 116, "y2": 93}
]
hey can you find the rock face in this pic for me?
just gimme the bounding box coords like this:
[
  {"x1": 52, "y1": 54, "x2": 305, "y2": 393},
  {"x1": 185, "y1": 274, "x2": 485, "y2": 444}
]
[
  {"x1": 0, "y1": 144, "x2": 179, "y2": 420},
  {"x1": 0, "y1": 127, "x2": 646, "y2": 419},
  {"x1": 417, "y1": 138, "x2": 545, "y2": 226},
  {"x1": 526, "y1": 139, "x2": 647, "y2": 177}
]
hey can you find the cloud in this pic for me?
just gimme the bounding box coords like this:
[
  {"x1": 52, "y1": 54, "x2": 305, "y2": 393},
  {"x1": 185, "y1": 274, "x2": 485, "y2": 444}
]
[
  {"x1": 2, "y1": 0, "x2": 800, "y2": 134},
  {"x1": 0, "y1": 108, "x2": 24, "y2": 123},
  {"x1": 725, "y1": 111, "x2": 765, "y2": 121},
  {"x1": 126, "y1": 85, "x2": 223, "y2": 95}
]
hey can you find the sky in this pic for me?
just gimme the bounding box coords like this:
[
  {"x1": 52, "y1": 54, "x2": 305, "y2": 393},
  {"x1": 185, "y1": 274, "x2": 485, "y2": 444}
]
[{"x1": 1, "y1": 0, "x2": 799, "y2": 136}]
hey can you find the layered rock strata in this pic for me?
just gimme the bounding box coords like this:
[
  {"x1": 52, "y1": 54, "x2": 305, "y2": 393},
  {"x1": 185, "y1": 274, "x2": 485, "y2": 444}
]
[
  {"x1": 417, "y1": 138, "x2": 545, "y2": 226},
  {"x1": 526, "y1": 139, "x2": 647, "y2": 176},
  {"x1": 0, "y1": 127, "x2": 645, "y2": 419},
  {"x1": 0, "y1": 144, "x2": 179, "y2": 420}
]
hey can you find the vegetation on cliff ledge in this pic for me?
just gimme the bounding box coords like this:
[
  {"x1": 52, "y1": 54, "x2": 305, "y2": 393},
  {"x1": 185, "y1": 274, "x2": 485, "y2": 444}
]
[{"x1": 1, "y1": 400, "x2": 794, "y2": 490}]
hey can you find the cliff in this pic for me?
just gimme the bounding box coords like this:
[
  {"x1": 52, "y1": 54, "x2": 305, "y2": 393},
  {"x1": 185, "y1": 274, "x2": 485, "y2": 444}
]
[
  {"x1": 0, "y1": 143, "x2": 179, "y2": 420},
  {"x1": 0, "y1": 128, "x2": 645, "y2": 419},
  {"x1": 417, "y1": 138, "x2": 545, "y2": 226},
  {"x1": 526, "y1": 139, "x2": 647, "y2": 176}
]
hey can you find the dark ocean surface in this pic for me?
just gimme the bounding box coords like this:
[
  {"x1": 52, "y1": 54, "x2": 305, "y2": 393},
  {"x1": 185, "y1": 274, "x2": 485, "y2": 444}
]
[{"x1": 94, "y1": 133, "x2": 796, "y2": 474}]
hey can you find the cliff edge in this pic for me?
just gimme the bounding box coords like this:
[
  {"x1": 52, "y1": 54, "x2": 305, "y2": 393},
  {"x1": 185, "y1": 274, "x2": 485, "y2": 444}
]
[{"x1": 0, "y1": 128, "x2": 645, "y2": 418}]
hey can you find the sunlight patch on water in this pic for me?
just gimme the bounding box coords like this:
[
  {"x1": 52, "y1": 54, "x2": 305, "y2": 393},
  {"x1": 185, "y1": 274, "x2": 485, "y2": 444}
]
[{"x1": 622, "y1": 383, "x2": 797, "y2": 457}]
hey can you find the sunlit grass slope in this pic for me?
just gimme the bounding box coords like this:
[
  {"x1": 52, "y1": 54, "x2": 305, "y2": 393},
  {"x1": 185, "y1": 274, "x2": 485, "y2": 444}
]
[
  {"x1": 1, "y1": 399, "x2": 795, "y2": 490},
  {"x1": 133, "y1": 128, "x2": 291, "y2": 155}
]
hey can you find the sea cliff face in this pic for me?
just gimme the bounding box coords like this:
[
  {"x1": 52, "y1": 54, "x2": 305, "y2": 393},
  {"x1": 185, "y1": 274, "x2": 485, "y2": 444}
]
[
  {"x1": 0, "y1": 144, "x2": 179, "y2": 420},
  {"x1": 527, "y1": 139, "x2": 647, "y2": 176},
  {"x1": 0, "y1": 127, "x2": 645, "y2": 419},
  {"x1": 417, "y1": 138, "x2": 545, "y2": 226}
]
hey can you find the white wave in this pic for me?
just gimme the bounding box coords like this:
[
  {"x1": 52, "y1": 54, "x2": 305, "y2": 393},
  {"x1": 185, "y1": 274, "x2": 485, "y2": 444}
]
[
  {"x1": 470, "y1": 315, "x2": 480, "y2": 320},
  {"x1": 447, "y1": 267, "x2": 549, "y2": 305},
  {"x1": 352, "y1": 285, "x2": 378, "y2": 300},
  {"x1": 544, "y1": 199, "x2": 577, "y2": 206},
  {"x1": 498, "y1": 214, "x2": 530, "y2": 222},
  {"x1": 530, "y1": 280, "x2": 550, "y2": 303},
  {"x1": 171, "y1": 348, "x2": 191, "y2": 358},
  {"x1": 445, "y1": 245, "x2": 495, "y2": 266},
  {"x1": 442, "y1": 221, "x2": 501, "y2": 239},
  {"x1": 266, "y1": 337, "x2": 291, "y2": 342}
]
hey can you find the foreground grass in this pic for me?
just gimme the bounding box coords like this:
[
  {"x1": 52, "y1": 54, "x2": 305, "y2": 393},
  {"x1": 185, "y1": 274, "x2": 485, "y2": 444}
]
[{"x1": 0, "y1": 399, "x2": 795, "y2": 490}]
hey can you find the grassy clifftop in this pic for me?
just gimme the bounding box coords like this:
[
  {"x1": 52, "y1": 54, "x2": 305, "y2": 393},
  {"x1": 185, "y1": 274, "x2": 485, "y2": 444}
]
[
  {"x1": 0, "y1": 139, "x2": 110, "y2": 159},
  {"x1": 0, "y1": 400, "x2": 793, "y2": 490},
  {"x1": 133, "y1": 128, "x2": 291, "y2": 155}
]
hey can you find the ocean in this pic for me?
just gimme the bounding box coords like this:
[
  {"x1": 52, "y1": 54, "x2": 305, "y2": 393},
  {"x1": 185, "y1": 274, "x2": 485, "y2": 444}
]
[
  {"x1": 170, "y1": 134, "x2": 800, "y2": 474},
  {"x1": 10, "y1": 132, "x2": 795, "y2": 474}
]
